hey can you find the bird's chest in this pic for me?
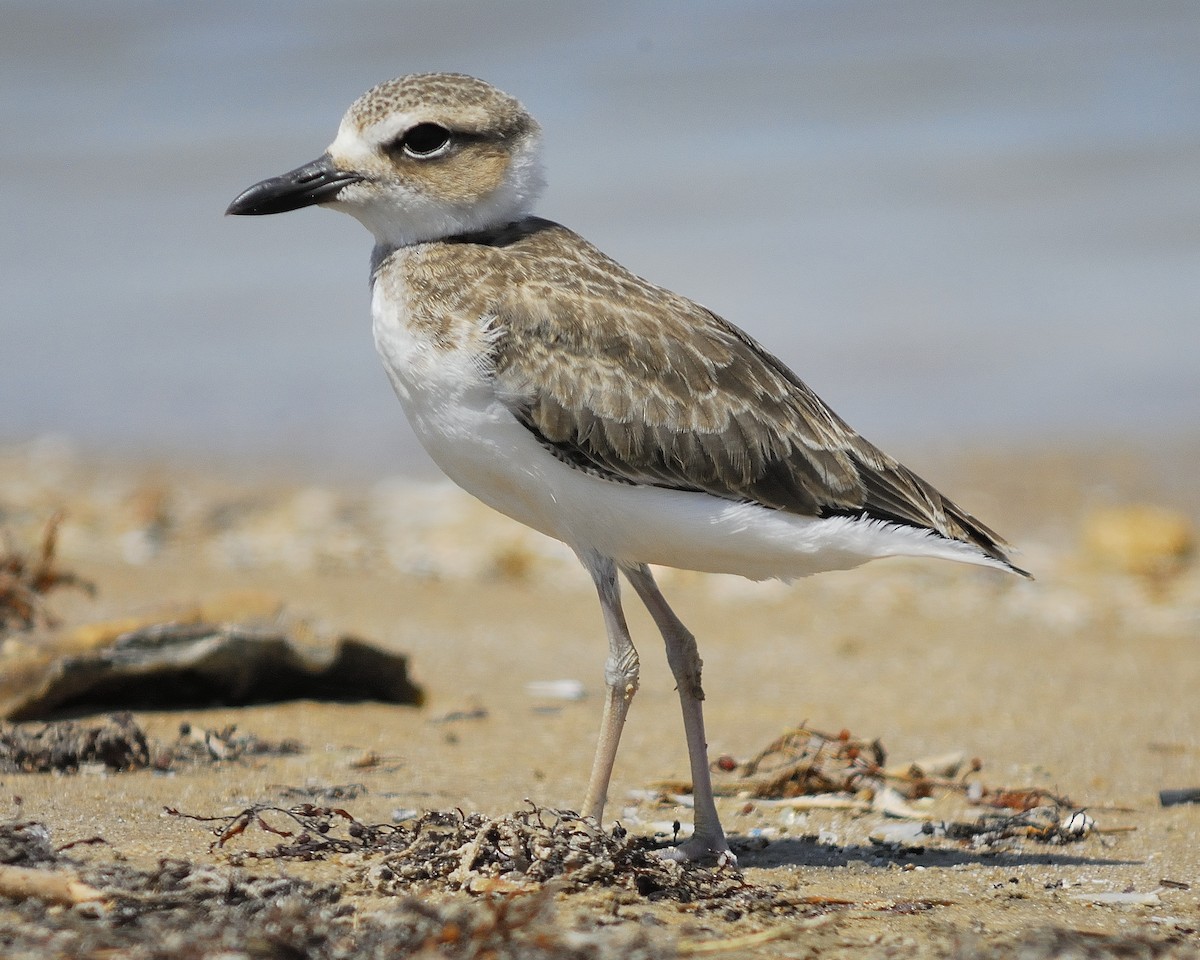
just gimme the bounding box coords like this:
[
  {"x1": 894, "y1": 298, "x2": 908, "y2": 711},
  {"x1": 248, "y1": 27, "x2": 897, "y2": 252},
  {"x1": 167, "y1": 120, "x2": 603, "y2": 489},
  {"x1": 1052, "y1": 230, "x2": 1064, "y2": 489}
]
[
  {"x1": 370, "y1": 275, "x2": 498, "y2": 438},
  {"x1": 369, "y1": 270, "x2": 562, "y2": 536}
]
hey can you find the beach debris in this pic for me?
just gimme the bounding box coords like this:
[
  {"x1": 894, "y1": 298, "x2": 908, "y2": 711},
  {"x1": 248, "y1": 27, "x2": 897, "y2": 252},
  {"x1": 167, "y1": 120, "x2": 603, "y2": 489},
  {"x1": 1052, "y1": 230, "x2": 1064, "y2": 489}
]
[
  {"x1": 1072, "y1": 889, "x2": 1162, "y2": 907},
  {"x1": 1059, "y1": 810, "x2": 1096, "y2": 838},
  {"x1": 0, "y1": 712, "x2": 150, "y2": 773},
  {"x1": 167, "y1": 802, "x2": 376, "y2": 859},
  {"x1": 167, "y1": 799, "x2": 960, "y2": 949},
  {"x1": 0, "y1": 714, "x2": 306, "y2": 774},
  {"x1": 939, "y1": 806, "x2": 1095, "y2": 846},
  {"x1": 980, "y1": 787, "x2": 1074, "y2": 812},
  {"x1": 156, "y1": 721, "x2": 304, "y2": 767},
  {"x1": 870, "y1": 807, "x2": 1095, "y2": 850},
  {"x1": 0, "y1": 863, "x2": 104, "y2": 906},
  {"x1": 705, "y1": 723, "x2": 1099, "y2": 848},
  {"x1": 712, "y1": 724, "x2": 966, "y2": 803},
  {"x1": 0, "y1": 613, "x2": 423, "y2": 720},
  {"x1": 348, "y1": 749, "x2": 390, "y2": 769},
  {"x1": 0, "y1": 820, "x2": 683, "y2": 959},
  {"x1": 714, "y1": 725, "x2": 883, "y2": 798},
  {"x1": 953, "y1": 927, "x2": 1198, "y2": 960},
  {"x1": 275, "y1": 781, "x2": 368, "y2": 802},
  {"x1": 0, "y1": 813, "x2": 955, "y2": 958},
  {"x1": 0, "y1": 820, "x2": 57, "y2": 866},
  {"x1": 430, "y1": 705, "x2": 489, "y2": 723},
  {"x1": 525, "y1": 678, "x2": 586, "y2": 701},
  {"x1": 1159, "y1": 787, "x2": 1200, "y2": 807},
  {"x1": 0, "y1": 819, "x2": 104, "y2": 907},
  {"x1": 346, "y1": 884, "x2": 673, "y2": 959},
  {"x1": 1081, "y1": 504, "x2": 1194, "y2": 577},
  {"x1": 713, "y1": 724, "x2": 1075, "y2": 808},
  {"x1": 171, "y1": 801, "x2": 785, "y2": 908},
  {"x1": 0, "y1": 819, "x2": 366, "y2": 959},
  {"x1": 0, "y1": 513, "x2": 93, "y2": 633}
]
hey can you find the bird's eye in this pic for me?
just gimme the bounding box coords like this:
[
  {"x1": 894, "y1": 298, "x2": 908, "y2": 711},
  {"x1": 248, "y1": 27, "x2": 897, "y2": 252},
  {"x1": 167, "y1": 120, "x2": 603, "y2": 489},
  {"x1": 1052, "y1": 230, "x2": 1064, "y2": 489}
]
[{"x1": 398, "y1": 123, "x2": 452, "y2": 158}]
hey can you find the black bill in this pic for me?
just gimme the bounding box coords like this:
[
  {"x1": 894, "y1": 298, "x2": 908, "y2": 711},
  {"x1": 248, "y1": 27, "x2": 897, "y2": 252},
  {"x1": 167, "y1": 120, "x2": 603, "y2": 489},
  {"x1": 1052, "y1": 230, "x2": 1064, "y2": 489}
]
[{"x1": 225, "y1": 153, "x2": 363, "y2": 216}]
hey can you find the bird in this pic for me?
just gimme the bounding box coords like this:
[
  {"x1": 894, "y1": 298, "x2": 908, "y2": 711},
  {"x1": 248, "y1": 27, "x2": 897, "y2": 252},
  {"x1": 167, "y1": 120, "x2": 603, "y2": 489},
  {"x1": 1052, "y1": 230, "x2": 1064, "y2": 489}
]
[{"x1": 227, "y1": 72, "x2": 1029, "y2": 864}]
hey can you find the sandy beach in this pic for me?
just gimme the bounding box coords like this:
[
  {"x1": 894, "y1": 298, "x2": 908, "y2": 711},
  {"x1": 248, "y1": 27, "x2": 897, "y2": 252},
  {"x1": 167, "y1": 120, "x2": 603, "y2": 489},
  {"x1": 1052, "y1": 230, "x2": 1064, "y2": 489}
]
[
  {"x1": 3, "y1": 4, "x2": 1197, "y2": 955},
  {"x1": 0, "y1": 438, "x2": 1196, "y2": 957}
]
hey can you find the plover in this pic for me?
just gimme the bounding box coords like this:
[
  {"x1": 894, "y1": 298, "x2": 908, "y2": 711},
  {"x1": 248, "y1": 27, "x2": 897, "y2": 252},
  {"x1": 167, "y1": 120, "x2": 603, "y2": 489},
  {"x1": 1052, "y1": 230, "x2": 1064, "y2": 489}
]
[{"x1": 227, "y1": 73, "x2": 1028, "y2": 863}]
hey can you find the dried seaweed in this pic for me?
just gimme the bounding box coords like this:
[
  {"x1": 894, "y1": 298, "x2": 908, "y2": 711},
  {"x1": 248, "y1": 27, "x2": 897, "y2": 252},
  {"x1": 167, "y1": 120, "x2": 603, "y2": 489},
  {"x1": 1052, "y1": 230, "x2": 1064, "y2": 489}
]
[
  {"x1": 0, "y1": 712, "x2": 149, "y2": 773},
  {"x1": 155, "y1": 722, "x2": 304, "y2": 767},
  {"x1": 715, "y1": 723, "x2": 1097, "y2": 848},
  {"x1": 0, "y1": 715, "x2": 303, "y2": 774},
  {"x1": 0, "y1": 820, "x2": 674, "y2": 960},
  {"x1": 0, "y1": 513, "x2": 93, "y2": 632},
  {"x1": 938, "y1": 807, "x2": 1096, "y2": 847},
  {"x1": 983, "y1": 787, "x2": 1076, "y2": 812},
  {"x1": 168, "y1": 801, "x2": 801, "y2": 912},
  {"x1": 720, "y1": 725, "x2": 889, "y2": 799}
]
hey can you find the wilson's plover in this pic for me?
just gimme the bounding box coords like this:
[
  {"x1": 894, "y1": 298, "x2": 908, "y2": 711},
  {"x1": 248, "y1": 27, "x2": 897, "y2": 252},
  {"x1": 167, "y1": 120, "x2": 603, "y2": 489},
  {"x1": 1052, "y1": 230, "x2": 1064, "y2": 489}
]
[{"x1": 228, "y1": 73, "x2": 1028, "y2": 864}]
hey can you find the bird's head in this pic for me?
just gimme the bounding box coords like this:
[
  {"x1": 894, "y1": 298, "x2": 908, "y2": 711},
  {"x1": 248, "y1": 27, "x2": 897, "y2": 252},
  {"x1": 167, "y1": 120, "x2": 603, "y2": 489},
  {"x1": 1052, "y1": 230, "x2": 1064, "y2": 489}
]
[{"x1": 226, "y1": 73, "x2": 544, "y2": 248}]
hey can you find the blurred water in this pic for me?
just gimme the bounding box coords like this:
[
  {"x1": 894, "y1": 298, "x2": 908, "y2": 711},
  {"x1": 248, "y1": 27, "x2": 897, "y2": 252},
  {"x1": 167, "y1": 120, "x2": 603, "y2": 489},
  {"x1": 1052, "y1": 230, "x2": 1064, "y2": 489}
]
[{"x1": 2, "y1": 1, "x2": 1198, "y2": 477}]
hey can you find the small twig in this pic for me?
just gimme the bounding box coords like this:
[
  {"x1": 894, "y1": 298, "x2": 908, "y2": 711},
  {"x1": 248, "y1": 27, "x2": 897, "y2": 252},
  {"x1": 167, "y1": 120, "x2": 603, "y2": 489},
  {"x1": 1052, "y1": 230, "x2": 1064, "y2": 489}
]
[
  {"x1": 0, "y1": 864, "x2": 104, "y2": 905},
  {"x1": 752, "y1": 795, "x2": 871, "y2": 811},
  {"x1": 55, "y1": 835, "x2": 109, "y2": 852}
]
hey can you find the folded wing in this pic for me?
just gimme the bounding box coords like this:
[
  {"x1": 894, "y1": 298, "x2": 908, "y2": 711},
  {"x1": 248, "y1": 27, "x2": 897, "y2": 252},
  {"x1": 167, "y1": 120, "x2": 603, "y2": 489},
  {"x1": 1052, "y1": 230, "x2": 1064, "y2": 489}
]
[{"x1": 485, "y1": 226, "x2": 1023, "y2": 573}]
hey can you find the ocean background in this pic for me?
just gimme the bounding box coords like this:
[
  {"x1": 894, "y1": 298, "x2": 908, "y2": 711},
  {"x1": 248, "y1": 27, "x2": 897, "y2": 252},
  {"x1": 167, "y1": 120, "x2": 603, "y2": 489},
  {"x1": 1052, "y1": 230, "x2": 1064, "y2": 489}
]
[{"x1": 3, "y1": 1, "x2": 1198, "y2": 478}]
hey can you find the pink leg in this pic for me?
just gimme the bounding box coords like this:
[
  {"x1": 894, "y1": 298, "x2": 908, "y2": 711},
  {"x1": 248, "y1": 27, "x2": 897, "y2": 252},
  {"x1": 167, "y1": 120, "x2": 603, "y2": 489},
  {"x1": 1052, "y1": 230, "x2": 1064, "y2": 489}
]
[
  {"x1": 578, "y1": 552, "x2": 640, "y2": 826},
  {"x1": 622, "y1": 563, "x2": 733, "y2": 864}
]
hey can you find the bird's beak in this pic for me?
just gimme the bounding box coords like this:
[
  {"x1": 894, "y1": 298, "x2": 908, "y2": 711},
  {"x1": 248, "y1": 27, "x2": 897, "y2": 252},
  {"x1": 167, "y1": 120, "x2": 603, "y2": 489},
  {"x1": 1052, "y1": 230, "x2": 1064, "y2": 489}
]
[{"x1": 226, "y1": 153, "x2": 363, "y2": 216}]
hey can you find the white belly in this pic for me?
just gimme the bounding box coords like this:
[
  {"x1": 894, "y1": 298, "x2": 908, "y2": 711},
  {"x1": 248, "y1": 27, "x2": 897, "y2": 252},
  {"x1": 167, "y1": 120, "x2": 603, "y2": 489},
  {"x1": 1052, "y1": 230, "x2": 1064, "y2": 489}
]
[{"x1": 372, "y1": 287, "x2": 1006, "y2": 580}]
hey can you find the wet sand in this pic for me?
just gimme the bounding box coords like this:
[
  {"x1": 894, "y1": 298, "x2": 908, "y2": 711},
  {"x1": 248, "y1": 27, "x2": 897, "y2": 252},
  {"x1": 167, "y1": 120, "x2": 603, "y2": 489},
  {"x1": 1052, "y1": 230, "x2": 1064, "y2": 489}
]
[{"x1": 0, "y1": 439, "x2": 1197, "y2": 957}]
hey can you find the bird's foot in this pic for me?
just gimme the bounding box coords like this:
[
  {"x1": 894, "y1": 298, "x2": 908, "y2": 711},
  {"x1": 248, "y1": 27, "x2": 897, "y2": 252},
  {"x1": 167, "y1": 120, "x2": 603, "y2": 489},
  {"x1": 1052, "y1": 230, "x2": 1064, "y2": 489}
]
[{"x1": 657, "y1": 834, "x2": 738, "y2": 868}]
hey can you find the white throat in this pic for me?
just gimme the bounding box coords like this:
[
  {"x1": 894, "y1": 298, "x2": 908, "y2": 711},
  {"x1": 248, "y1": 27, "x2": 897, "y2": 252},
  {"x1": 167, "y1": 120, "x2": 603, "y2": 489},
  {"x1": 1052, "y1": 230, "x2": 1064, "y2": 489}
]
[{"x1": 327, "y1": 122, "x2": 546, "y2": 248}]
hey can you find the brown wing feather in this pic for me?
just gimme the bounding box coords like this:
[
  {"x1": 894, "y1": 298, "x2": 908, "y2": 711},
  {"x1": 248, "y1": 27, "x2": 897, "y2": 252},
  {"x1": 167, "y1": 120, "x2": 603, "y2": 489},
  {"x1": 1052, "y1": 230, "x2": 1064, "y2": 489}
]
[{"x1": 478, "y1": 220, "x2": 1022, "y2": 572}]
